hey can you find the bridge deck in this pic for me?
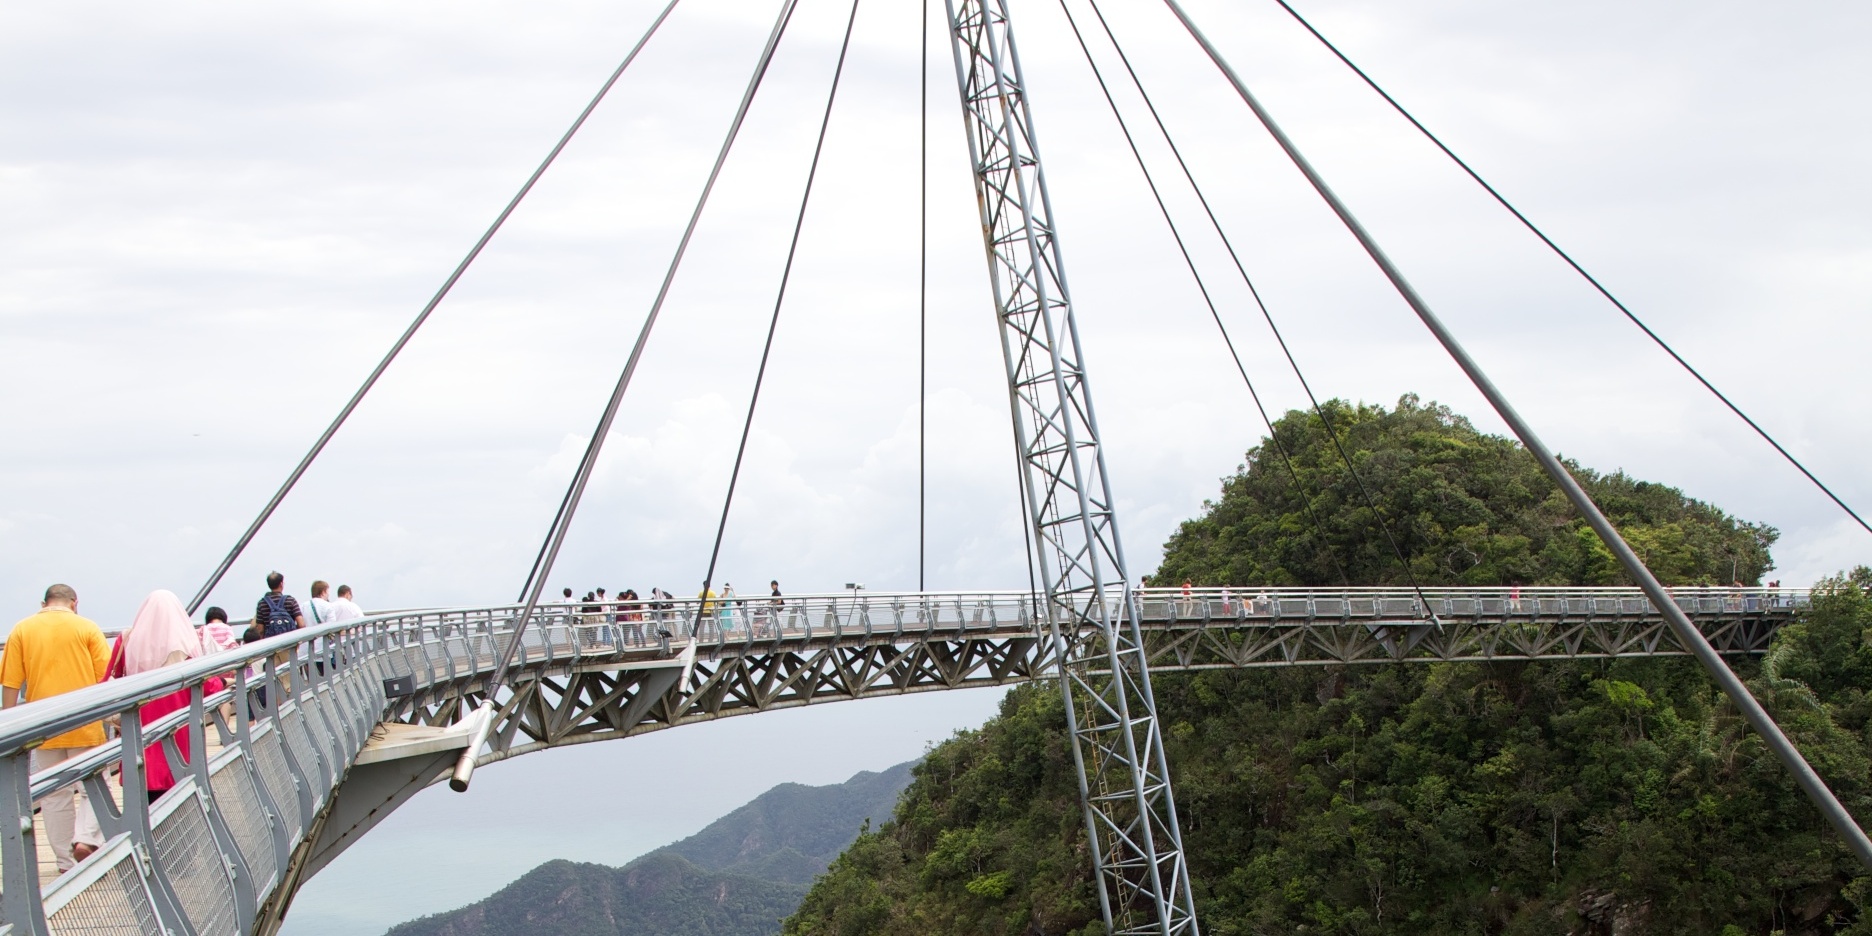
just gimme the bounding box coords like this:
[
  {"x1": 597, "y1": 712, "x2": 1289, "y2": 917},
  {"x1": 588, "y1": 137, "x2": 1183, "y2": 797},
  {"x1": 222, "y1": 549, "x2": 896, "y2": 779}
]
[{"x1": 0, "y1": 588, "x2": 1806, "y2": 936}]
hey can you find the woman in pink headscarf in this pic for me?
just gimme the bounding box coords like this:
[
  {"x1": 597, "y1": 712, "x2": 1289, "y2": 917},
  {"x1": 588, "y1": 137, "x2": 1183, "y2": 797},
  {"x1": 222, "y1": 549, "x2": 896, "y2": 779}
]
[{"x1": 109, "y1": 590, "x2": 223, "y2": 803}]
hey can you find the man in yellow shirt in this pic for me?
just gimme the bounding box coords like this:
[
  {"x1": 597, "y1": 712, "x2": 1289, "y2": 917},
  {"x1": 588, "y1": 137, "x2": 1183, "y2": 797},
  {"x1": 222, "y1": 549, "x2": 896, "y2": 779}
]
[
  {"x1": 697, "y1": 583, "x2": 718, "y2": 638},
  {"x1": 1, "y1": 584, "x2": 110, "y2": 871}
]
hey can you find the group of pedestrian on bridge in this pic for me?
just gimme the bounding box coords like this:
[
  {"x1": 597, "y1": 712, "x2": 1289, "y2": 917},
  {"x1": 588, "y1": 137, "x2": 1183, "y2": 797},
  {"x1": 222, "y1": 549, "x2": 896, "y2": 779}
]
[
  {"x1": 0, "y1": 572, "x2": 369, "y2": 875},
  {"x1": 692, "y1": 580, "x2": 789, "y2": 639},
  {"x1": 556, "y1": 579, "x2": 789, "y2": 643}
]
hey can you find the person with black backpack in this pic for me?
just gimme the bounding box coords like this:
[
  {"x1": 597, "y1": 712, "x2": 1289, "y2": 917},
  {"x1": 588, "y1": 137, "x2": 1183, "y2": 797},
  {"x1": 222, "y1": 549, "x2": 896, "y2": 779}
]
[
  {"x1": 251, "y1": 572, "x2": 306, "y2": 696},
  {"x1": 253, "y1": 571, "x2": 306, "y2": 638}
]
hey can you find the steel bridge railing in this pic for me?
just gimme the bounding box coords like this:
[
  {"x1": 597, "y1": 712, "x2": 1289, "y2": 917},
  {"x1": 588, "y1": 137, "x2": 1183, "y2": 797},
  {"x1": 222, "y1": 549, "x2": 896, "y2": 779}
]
[{"x1": 0, "y1": 601, "x2": 690, "y2": 936}]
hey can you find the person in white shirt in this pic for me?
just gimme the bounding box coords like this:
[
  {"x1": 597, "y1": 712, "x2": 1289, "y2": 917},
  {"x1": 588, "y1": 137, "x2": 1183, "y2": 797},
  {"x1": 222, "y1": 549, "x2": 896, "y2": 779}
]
[
  {"x1": 308, "y1": 580, "x2": 339, "y2": 625},
  {"x1": 331, "y1": 585, "x2": 365, "y2": 622}
]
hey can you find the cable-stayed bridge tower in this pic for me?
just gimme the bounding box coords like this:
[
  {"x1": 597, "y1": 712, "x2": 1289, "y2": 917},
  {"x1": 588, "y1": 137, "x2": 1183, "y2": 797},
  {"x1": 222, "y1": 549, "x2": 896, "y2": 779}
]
[{"x1": 943, "y1": 1, "x2": 1196, "y2": 932}]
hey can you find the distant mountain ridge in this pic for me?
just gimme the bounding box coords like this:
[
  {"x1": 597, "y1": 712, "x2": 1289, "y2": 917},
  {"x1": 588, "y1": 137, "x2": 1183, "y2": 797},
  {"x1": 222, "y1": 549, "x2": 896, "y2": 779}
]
[
  {"x1": 381, "y1": 762, "x2": 914, "y2": 936},
  {"x1": 658, "y1": 761, "x2": 913, "y2": 885}
]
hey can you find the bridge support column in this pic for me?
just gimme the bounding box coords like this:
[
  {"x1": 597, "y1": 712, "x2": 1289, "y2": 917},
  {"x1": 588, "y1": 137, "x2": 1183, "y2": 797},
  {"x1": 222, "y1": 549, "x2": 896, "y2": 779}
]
[{"x1": 941, "y1": 3, "x2": 1198, "y2": 934}]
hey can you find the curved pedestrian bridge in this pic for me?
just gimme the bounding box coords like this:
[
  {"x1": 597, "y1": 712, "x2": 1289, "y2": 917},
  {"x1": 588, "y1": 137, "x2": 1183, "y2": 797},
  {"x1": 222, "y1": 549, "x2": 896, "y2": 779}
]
[{"x1": 0, "y1": 587, "x2": 1803, "y2": 935}]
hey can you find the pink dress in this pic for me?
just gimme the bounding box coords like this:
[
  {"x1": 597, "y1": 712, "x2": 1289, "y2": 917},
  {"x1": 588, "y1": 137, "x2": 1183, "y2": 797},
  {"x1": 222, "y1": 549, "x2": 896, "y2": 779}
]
[{"x1": 112, "y1": 634, "x2": 224, "y2": 794}]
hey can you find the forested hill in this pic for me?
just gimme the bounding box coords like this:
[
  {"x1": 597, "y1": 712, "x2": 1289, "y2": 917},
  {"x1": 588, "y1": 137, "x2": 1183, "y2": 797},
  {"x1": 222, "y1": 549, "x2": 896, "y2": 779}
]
[
  {"x1": 1155, "y1": 395, "x2": 1776, "y2": 588},
  {"x1": 784, "y1": 397, "x2": 1872, "y2": 936}
]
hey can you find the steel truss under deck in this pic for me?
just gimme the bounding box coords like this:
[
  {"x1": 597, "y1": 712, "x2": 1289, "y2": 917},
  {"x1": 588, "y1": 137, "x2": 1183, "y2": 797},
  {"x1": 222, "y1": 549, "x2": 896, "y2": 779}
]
[{"x1": 941, "y1": 2, "x2": 1198, "y2": 932}]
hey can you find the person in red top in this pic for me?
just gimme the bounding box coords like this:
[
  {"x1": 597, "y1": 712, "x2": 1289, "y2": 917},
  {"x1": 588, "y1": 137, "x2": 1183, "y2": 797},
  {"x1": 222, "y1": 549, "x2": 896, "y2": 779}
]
[
  {"x1": 1, "y1": 584, "x2": 110, "y2": 871},
  {"x1": 110, "y1": 590, "x2": 224, "y2": 803}
]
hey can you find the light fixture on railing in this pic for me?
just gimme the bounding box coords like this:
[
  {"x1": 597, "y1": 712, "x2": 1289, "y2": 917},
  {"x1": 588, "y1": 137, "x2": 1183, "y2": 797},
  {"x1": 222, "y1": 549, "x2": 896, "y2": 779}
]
[{"x1": 845, "y1": 582, "x2": 866, "y2": 600}]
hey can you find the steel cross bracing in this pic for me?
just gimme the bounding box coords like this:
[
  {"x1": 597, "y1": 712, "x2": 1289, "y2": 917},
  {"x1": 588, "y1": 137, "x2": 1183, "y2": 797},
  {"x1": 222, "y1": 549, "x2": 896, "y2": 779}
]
[
  {"x1": 942, "y1": 3, "x2": 1194, "y2": 931},
  {"x1": 405, "y1": 588, "x2": 1798, "y2": 762},
  {"x1": 0, "y1": 588, "x2": 1805, "y2": 935}
]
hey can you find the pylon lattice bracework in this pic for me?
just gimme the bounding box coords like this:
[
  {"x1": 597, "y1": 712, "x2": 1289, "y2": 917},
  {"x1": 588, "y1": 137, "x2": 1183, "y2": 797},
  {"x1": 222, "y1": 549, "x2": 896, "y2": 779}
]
[{"x1": 940, "y1": 1, "x2": 1200, "y2": 933}]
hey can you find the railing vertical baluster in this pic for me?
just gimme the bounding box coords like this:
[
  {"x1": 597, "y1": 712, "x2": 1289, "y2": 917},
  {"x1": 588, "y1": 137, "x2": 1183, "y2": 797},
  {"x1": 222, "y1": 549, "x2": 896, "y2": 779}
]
[
  {"x1": 233, "y1": 662, "x2": 293, "y2": 882},
  {"x1": 0, "y1": 749, "x2": 47, "y2": 935},
  {"x1": 121, "y1": 708, "x2": 196, "y2": 936},
  {"x1": 189, "y1": 682, "x2": 257, "y2": 934}
]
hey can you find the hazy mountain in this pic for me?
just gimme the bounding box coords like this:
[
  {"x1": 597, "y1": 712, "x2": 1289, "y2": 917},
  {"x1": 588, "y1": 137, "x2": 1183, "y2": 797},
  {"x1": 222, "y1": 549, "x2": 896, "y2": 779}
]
[
  {"x1": 382, "y1": 761, "x2": 914, "y2": 936},
  {"x1": 660, "y1": 760, "x2": 913, "y2": 885}
]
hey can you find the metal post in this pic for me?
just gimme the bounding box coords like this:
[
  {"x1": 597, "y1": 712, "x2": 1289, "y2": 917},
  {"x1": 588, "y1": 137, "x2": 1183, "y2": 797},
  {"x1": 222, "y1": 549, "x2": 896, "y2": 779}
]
[
  {"x1": 234, "y1": 663, "x2": 294, "y2": 887},
  {"x1": 0, "y1": 751, "x2": 48, "y2": 935},
  {"x1": 942, "y1": 1, "x2": 1199, "y2": 932},
  {"x1": 121, "y1": 709, "x2": 200, "y2": 936},
  {"x1": 188, "y1": 684, "x2": 258, "y2": 934},
  {"x1": 1160, "y1": 0, "x2": 1872, "y2": 870}
]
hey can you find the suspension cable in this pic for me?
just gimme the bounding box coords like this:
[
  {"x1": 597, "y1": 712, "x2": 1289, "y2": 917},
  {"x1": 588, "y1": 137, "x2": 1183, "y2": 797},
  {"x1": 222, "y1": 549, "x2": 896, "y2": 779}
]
[
  {"x1": 1272, "y1": 0, "x2": 1870, "y2": 541},
  {"x1": 185, "y1": 0, "x2": 687, "y2": 616},
  {"x1": 1085, "y1": 0, "x2": 1427, "y2": 604},
  {"x1": 517, "y1": 430, "x2": 592, "y2": 602},
  {"x1": 482, "y1": 0, "x2": 803, "y2": 707},
  {"x1": 693, "y1": 0, "x2": 865, "y2": 638},
  {"x1": 1056, "y1": 0, "x2": 1347, "y2": 586},
  {"x1": 919, "y1": 0, "x2": 930, "y2": 592}
]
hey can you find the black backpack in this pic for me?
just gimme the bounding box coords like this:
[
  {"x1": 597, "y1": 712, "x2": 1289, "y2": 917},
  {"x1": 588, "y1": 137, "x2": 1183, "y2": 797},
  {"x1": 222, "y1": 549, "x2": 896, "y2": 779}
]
[{"x1": 262, "y1": 594, "x2": 297, "y2": 638}]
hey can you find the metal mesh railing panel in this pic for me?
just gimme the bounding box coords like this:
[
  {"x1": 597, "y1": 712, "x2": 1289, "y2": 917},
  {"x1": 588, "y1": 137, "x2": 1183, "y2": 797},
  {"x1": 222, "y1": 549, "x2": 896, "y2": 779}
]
[
  {"x1": 152, "y1": 793, "x2": 237, "y2": 936},
  {"x1": 250, "y1": 726, "x2": 303, "y2": 844},
  {"x1": 302, "y1": 690, "x2": 345, "y2": 763},
  {"x1": 209, "y1": 755, "x2": 278, "y2": 897},
  {"x1": 279, "y1": 709, "x2": 324, "y2": 804},
  {"x1": 44, "y1": 846, "x2": 159, "y2": 936}
]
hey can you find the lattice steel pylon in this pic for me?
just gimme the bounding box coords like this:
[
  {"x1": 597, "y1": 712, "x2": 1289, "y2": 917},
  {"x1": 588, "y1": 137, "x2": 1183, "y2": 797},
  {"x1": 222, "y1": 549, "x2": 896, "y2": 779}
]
[{"x1": 941, "y1": 1, "x2": 1200, "y2": 933}]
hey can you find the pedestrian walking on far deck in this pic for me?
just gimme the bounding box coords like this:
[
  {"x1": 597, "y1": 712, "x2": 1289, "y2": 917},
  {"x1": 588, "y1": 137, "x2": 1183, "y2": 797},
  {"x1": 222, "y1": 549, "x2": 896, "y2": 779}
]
[
  {"x1": 619, "y1": 589, "x2": 644, "y2": 645},
  {"x1": 651, "y1": 587, "x2": 675, "y2": 633},
  {"x1": 697, "y1": 584, "x2": 718, "y2": 638},
  {"x1": 1, "y1": 584, "x2": 109, "y2": 871},
  {"x1": 719, "y1": 584, "x2": 738, "y2": 634},
  {"x1": 767, "y1": 580, "x2": 784, "y2": 636}
]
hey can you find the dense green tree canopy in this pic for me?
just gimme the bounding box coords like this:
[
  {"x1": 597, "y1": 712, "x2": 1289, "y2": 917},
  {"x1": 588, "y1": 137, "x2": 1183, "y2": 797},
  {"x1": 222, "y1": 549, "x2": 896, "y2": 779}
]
[
  {"x1": 786, "y1": 400, "x2": 1872, "y2": 936},
  {"x1": 1154, "y1": 395, "x2": 1776, "y2": 588}
]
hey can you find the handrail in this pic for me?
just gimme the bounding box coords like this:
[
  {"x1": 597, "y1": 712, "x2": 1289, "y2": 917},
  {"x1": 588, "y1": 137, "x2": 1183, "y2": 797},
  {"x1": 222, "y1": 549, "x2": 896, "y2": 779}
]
[{"x1": 0, "y1": 586, "x2": 1806, "y2": 756}]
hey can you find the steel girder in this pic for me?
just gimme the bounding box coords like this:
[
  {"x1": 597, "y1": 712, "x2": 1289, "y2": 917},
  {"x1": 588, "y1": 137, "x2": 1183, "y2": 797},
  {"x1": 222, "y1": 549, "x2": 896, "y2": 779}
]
[{"x1": 940, "y1": 0, "x2": 1195, "y2": 932}]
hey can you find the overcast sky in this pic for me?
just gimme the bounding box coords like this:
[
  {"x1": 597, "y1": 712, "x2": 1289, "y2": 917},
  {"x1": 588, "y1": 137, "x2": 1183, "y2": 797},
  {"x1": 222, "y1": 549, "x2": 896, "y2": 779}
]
[{"x1": 5, "y1": 0, "x2": 1870, "y2": 930}]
